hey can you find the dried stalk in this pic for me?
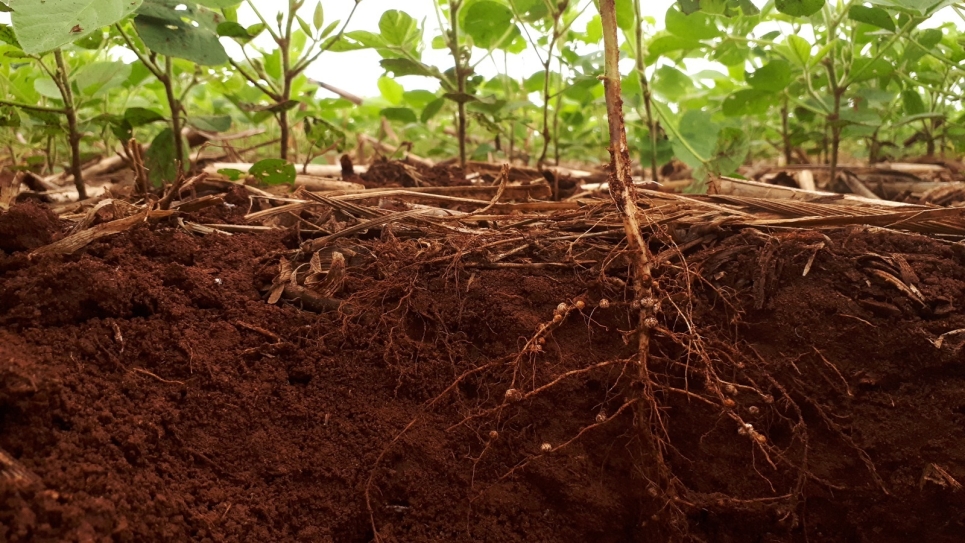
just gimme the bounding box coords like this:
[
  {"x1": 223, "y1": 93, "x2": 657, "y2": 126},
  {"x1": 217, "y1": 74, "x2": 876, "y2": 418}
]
[{"x1": 126, "y1": 138, "x2": 150, "y2": 196}]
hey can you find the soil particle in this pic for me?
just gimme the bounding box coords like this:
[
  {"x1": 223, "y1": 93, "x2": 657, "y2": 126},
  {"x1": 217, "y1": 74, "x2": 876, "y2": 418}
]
[
  {"x1": 0, "y1": 203, "x2": 62, "y2": 253},
  {"x1": 361, "y1": 158, "x2": 468, "y2": 189}
]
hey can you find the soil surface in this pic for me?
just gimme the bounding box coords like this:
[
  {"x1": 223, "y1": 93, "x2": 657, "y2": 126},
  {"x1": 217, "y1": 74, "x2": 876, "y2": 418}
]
[
  {"x1": 359, "y1": 158, "x2": 469, "y2": 189},
  {"x1": 1, "y1": 197, "x2": 964, "y2": 542}
]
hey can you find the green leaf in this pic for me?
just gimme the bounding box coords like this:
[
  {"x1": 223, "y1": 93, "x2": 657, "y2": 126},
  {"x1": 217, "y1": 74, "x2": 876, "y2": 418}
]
[
  {"x1": 894, "y1": 112, "x2": 945, "y2": 126},
  {"x1": 678, "y1": 0, "x2": 760, "y2": 16},
  {"x1": 808, "y1": 39, "x2": 837, "y2": 68},
  {"x1": 73, "y1": 30, "x2": 104, "y2": 49},
  {"x1": 709, "y1": 127, "x2": 749, "y2": 176},
  {"x1": 901, "y1": 89, "x2": 925, "y2": 116},
  {"x1": 0, "y1": 105, "x2": 21, "y2": 128},
  {"x1": 379, "y1": 10, "x2": 420, "y2": 49},
  {"x1": 513, "y1": 0, "x2": 549, "y2": 23},
  {"x1": 221, "y1": 4, "x2": 237, "y2": 21},
  {"x1": 74, "y1": 61, "x2": 132, "y2": 96},
  {"x1": 584, "y1": 15, "x2": 603, "y2": 44},
  {"x1": 917, "y1": 28, "x2": 942, "y2": 49},
  {"x1": 615, "y1": 0, "x2": 634, "y2": 31},
  {"x1": 33, "y1": 78, "x2": 63, "y2": 100},
  {"x1": 246, "y1": 22, "x2": 267, "y2": 38},
  {"x1": 10, "y1": 0, "x2": 144, "y2": 54},
  {"x1": 402, "y1": 89, "x2": 437, "y2": 109},
  {"x1": 145, "y1": 127, "x2": 189, "y2": 186},
  {"x1": 856, "y1": 88, "x2": 896, "y2": 104},
  {"x1": 636, "y1": 128, "x2": 674, "y2": 171},
  {"x1": 217, "y1": 21, "x2": 252, "y2": 40},
  {"x1": 463, "y1": 1, "x2": 519, "y2": 50},
  {"x1": 647, "y1": 34, "x2": 702, "y2": 60},
  {"x1": 304, "y1": 116, "x2": 345, "y2": 151},
  {"x1": 722, "y1": 89, "x2": 775, "y2": 116},
  {"x1": 188, "y1": 114, "x2": 232, "y2": 132},
  {"x1": 651, "y1": 65, "x2": 693, "y2": 101},
  {"x1": 194, "y1": 0, "x2": 242, "y2": 7},
  {"x1": 0, "y1": 24, "x2": 21, "y2": 48},
  {"x1": 378, "y1": 76, "x2": 405, "y2": 105},
  {"x1": 296, "y1": 15, "x2": 312, "y2": 37},
  {"x1": 848, "y1": 5, "x2": 894, "y2": 31},
  {"x1": 134, "y1": 0, "x2": 229, "y2": 65},
  {"x1": 262, "y1": 49, "x2": 282, "y2": 79},
  {"x1": 380, "y1": 58, "x2": 437, "y2": 79},
  {"x1": 250, "y1": 158, "x2": 296, "y2": 185},
  {"x1": 218, "y1": 168, "x2": 245, "y2": 181},
  {"x1": 319, "y1": 20, "x2": 338, "y2": 40},
  {"x1": 849, "y1": 57, "x2": 893, "y2": 82},
  {"x1": 785, "y1": 35, "x2": 812, "y2": 67},
  {"x1": 337, "y1": 30, "x2": 385, "y2": 50},
  {"x1": 710, "y1": 40, "x2": 747, "y2": 66},
  {"x1": 124, "y1": 107, "x2": 165, "y2": 127},
  {"x1": 665, "y1": 7, "x2": 721, "y2": 40},
  {"x1": 673, "y1": 109, "x2": 718, "y2": 168},
  {"x1": 734, "y1": 0, "x2": 761, "y2": 15},
  {"x1": 839, "y1": 108, "x2": 882, "y2": 126},
  {"x1": 841, "y1": 124, "x2": 877, "y2": 138},
  {"x1": 563, "y1": 76, "x2": 602, "y2": 105},
  {"x1": 775, "y1": 0, "x2": 825, "y2": 17},
  {"x1": 313, "y1": 2, "x2": 324, "y2": 32},
  {"x1": 466, "y1": 95, "x2": 506, "y2": 116},
  {"x1": 421, "y1": 97, "x2": 445, "y2": 123},
  {"x1": 23, "y1": 109, "x2": 64, "y2": 127},
  {"x1": 867, "y1": 0, "x2": 956, "y2": 16},
  {"x1": 678, "y1": 0, "x2": 700, "y2": 15},
  {"x1": 746, "y1": 60, "x2": 791, "y2": 92},
  {"x1": 381, "y1": 107, "x2": 417, "y2": 124}
]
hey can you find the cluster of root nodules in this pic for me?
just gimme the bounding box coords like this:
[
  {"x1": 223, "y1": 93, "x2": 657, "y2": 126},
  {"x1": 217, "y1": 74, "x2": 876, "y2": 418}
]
[{"x1": 2, "y1": 197, "x2": 965, "y2": 542}]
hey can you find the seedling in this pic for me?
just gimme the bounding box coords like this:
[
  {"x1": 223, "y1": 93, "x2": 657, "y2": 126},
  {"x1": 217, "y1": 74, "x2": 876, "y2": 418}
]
[{"x1": 219, "y1": 0, "x2": 361, "y2": 161}]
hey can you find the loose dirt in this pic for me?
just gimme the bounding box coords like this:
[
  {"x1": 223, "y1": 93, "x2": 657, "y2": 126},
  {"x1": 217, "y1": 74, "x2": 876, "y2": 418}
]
[{"x1": 1, "y1": 192, "x2": 964, "y2": 542}]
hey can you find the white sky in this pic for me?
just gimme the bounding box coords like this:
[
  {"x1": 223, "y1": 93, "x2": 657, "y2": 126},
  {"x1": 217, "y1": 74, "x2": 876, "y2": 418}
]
[{"x1": 1, "y1": 0, "x2": 960, "y2": 99}]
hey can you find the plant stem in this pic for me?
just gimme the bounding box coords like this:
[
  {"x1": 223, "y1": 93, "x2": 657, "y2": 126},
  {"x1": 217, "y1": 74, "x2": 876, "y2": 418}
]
[
  {"x1": 278, "y1": 3, "x2": 296, "y2": 161},
  {"x1": 824, "y1": 59, "x2": 843, "y2": 188},
  {"x1": 115, "y1": 24, "x2": 163, "y2": 79},
  {"x1": 537, "y1": 6, "x2": 562, "y2": 168},
  {"x1": 54, "y1": 49, "x2": 86, "y2": 200},
  {"x1": 599, "y1": 0, "x2": 670, "y2": 518},
  {"x1": 553, "y1": 83, "x2": 562, "y2": 165},
  {"x1": 45, "y1": 135, "x2": 54, "y2": 176},
  {"x1": 633, "y1": 0, "x2": 659, "y2": 182},
  {"x1": 781, "y1": 97, "x2": 792, "y2": 165},
  {"x1": 447, "y1": 0, "x2": 467, "y2": 168},
  {"x1": 228, "y1": 59, "x2": 281, "y2": 99},
  {"x1": 502, "y1": 51, "x2": 516, "y2": 163},
  {"x1": 0, "y1": 99, "x2": 67, "y2": 114},
  {"x1": 163, "y1": 57, "x2": 186, "y2": 175}
]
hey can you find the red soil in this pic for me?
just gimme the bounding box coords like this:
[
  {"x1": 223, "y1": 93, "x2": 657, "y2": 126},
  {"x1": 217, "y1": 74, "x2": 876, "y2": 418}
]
[{"x1": 1, "y1": 200, "x2": 963, "y2": 542}]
